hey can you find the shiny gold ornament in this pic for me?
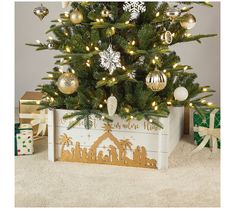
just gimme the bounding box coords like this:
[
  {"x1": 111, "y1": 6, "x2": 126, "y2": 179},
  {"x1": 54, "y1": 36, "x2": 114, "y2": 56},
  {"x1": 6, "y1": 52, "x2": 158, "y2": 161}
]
[
  {"x1": 57, "y1": 72, "x2": 79, "y2": 94},
  {"x1": 101, "y1": 7, "x2": 110, "y2": 17},
  {"x1": 145, "y1": 69, "x2": 167, "y2": 91},
  {"x1": 33, "y1": 4, "x2": 49, "y2": 20},
  {"x1": 70, "y1": 9, "x2": 83, "y2": 24},
  {"x1": 180, "y1": 13, "x2": 196, "y2": 30}
]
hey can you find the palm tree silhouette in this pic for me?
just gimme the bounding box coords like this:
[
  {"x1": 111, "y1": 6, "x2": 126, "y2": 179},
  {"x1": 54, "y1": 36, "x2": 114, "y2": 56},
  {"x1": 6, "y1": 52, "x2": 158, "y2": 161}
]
[
  {"x1": 120, "y1": 139, "x2": 132, "y2": 159},
  {"x1": 59, "y1": 133, "x2": 73, "y2": 155}
]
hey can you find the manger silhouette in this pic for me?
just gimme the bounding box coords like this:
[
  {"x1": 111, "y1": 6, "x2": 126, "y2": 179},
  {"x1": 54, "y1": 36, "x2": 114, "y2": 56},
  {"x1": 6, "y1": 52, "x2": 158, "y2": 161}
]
[{"x1": 59, "y1": 124, "x2": 157, "y2": 169}]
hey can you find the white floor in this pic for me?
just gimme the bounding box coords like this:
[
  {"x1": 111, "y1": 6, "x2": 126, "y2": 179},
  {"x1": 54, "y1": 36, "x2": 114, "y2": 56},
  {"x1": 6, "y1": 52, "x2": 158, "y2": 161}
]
[{"x1": 15, "y1": 136, "x2": 220, "y2": 207}]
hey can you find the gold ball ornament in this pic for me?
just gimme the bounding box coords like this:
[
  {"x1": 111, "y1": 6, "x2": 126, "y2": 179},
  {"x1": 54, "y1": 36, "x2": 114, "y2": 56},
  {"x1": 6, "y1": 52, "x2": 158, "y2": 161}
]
[
  {"x1": 180, "y1": 13, "x2": 196, "y2": 30},
  {"x1": 146, "y1": 69, "x2": 167, "y2": 92},
  {"x1": 57, "y1": 72, "x2": 79, "y2": 94},
  {"x1": 70, "y1": 9, "x2": 83, "y2": 24},
  {"x1": 101, "y1": 7, "x2": 110, "y2": 17},
  {"x1": 33, "y1": 4, "x2": 49, "y2": 21}
]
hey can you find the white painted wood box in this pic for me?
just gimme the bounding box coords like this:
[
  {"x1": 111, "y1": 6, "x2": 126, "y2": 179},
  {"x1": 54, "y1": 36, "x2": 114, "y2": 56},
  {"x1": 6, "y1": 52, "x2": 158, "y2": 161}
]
[{"x1": 48, "y1": 107, "x2": 184, "y2": 170}]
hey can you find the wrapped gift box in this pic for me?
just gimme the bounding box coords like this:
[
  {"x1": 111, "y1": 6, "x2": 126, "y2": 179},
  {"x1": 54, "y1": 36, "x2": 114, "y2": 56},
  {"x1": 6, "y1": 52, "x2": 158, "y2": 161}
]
[
  {"x1": 48, "y1": 107, "x2": 184, "y2": 170},
  {"x1": 15, "y1": 123, "x2": 34, "y2": 156},
  {"x1": 19, "y1": 91, "x2": 47, "y2": 136},
  {"x1": 193, "y1": 109, "x2": 220, "y2": 152}
]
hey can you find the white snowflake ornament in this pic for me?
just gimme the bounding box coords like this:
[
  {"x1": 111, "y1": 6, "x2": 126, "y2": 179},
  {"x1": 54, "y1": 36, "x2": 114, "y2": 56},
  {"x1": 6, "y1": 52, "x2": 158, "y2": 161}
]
[
  {"x1": 123, "y1": 1, "x2": 146, "y2": 20},
  {"x1": 99, "y1": 44, "x2": 121, "y2": 74}
]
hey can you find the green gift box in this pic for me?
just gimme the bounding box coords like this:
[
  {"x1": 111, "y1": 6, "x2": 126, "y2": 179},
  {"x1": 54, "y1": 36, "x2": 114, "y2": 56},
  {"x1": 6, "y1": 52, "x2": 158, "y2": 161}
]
[
  {"x1": 193, "y1": 109, "x2": 220, "y2": 150},
  {"x1": 15, "y1": 123, "x2": 34, "y2": 156}
]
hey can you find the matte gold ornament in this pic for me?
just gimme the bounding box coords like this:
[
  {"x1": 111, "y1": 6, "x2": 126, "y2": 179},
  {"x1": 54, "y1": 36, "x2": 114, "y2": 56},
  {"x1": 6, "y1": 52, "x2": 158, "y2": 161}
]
[
  {"x1": 180, "y1": 13, "x2": 196, "y2": 29},
  {"x1": 146, "y1": 69, "x2": 167, "y2": 91},
  {"x1": 33, "y1": 4, "x2": 49, "y2": 20},
  {"x1": 57, "y1": 72, "x2": 79, "y2": 94},
  {"x1": 166, "y1": 7, "x2": 180, "y2": 18},
  {"x1": 70, "y1": 9, "x2": 83, "y2": 24},
  {"x1": 101, "y1": 7, "x2": 110, "y2": 17},
  {"x1": 107, "y1": 94, "x2": 118, "y2": 116}
]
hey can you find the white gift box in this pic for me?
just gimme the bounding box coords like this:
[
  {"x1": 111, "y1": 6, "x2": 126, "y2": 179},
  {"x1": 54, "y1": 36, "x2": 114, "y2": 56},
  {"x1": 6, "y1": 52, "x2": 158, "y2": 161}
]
[{"x1": 48, "y1": 107, "x2": 184, "y2": 170}]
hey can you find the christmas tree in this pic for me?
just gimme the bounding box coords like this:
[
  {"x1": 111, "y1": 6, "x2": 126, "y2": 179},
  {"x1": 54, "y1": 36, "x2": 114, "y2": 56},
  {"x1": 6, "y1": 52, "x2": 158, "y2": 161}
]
[{"x1": 27, "y1": 1, "x2": 217, "y2": 129}]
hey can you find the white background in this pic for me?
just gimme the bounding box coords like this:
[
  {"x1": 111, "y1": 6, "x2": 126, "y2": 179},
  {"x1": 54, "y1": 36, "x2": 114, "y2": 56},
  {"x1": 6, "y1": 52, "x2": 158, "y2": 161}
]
[
  {"x1": 2, "y1": 0, "x2": 235, "y2": 209},
  {"x1": 15, "y1": 1, "x2": 220, "y2": 107}
]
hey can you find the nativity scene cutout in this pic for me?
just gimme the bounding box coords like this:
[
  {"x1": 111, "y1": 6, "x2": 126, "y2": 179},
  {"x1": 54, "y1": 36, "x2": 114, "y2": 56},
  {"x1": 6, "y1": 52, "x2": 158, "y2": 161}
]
[{"x1": 59, "y1": 124, "x2": 157, "y2": 169}]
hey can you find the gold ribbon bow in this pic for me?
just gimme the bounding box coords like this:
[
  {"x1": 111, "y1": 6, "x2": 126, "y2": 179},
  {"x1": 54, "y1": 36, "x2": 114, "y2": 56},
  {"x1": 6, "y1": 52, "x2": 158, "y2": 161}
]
[
  {"x1": 192, "y1": 109, "x2": 220, "y2": 153},
  {"x1": 19, "y1": 109, "x2": 47, "y2": 136}
]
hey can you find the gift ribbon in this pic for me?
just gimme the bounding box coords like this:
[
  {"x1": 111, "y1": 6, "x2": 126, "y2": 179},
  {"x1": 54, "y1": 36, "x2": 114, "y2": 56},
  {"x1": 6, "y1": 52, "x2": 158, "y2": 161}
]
[
  {"x1": 19, "y1": 109, "x2": 47, "y2": 136},
  {"x1": 192, "y1": 109, "x2": 220, "y2": 153}
]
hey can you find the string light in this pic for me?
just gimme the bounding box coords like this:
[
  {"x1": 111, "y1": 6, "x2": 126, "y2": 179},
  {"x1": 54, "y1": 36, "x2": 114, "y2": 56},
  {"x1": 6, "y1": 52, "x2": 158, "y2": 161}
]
[
  {"x1": 48, "y1": 36, "x2": 53, "y2": 40},
  {"x1": 48, "y1": 73, "x2": 53, "y2": 78},
  {"x1": 96, "y1": 18, "x2": 100, "y2": 22},
  {"x1": 36, "y1": 40, "x2": 41, "y2": 44},
  {"x1": 129, "y1": 50, "x2": 134, "y2": 55},
  {"x1": 167, "y1": 101, "x2": 172, "y2": 105},
  {"x1": 100, "y1": 18, "x2": 104, "y2": 22},
  {"x1": 102, "y1": 77, "x2": 106, "y2": 81},
  {"x1": 207, "y1": 102, "x2": 213, "y2": 106},
  {"x1": 125, "y1": 21, "x2": 129, "y2": 24},
  {"x1": 122, "y1": 66, "x2": 126, "y2": 70},
  {"x1": 173, "y1": 63, "x2": 179, "y2": 68},
  {"x1": 172, "y1": 33, "x2": 175, "y2": 37},
  {"x1": 154, "y1": 106, "x2": 159, "y2": 111},
  {"x1": 99, "y1": 104, "x2": 103, "y2": 108},
  {"x1": 151, "y1": 101, "x2": 156, "y2": 107},
  {"x1": 185, "y1": 33, "x2": 191, "y2": 37},
  {"x1": 64, "y1": 12, "x2": 69, "y2": 17},
  {"x1": 59, "y1": 68, "x2": 64, "y2": 73},
  {"x1": 112, "y1": 77, "x2": 116, "y2": 82},
  {"x1": 58, "y1": 18, "x2": 62, "y2": 23},
  {"x1": 130, "y1": 116, "x2": 134, "y2": 119},
  {"x1": 182, "y1": 6, "x2": 187, "y2": 11},
  {"x1": 189, "y1": 103, "x2": 193, "y2": 107},
  {"x1": 50, "y1": 97, "x2": 54, "y2": 102},
  {"x1": 104, "y1": 99, "x2": 107, "y2": 103},
  {"x1": 86, "y1": 60, "x2": 91, "y2": 67},
  {"x1": 101, "y1": 116, "x2": 105, "y2": 120},
  {"x1": 202, "y1": 87, "x2": 208, "y2": 92},
  {"x1": 72, "y1": 117, "x2": 76, "y2": 122},
  {"x1": 71, "y1": 69, "x2": 75, "y2": 74},
  {"x1": 86, "y1": 46, "x2": 90, "y2": 51},
  {"x1": 46, "y1": 96, "x2": 50, "y2": 100},
  {"x1": 152, "y1": 59, "x2": 156, "y2": 64},
  {"x1": 65, "y1": 46, "x2": 71, "y2": 53},
  {"x1": 131, "y1": 40, "x2": 135, "y2": 46},
  {"x1": 156, "y1": 12, "x2": 160, "y2": 17},
  {"x1": 201, "y1": 99, "x2": 206, "y2": 104},
  {"x1": 149, "y1": 119, "x2": 153, "y2": 123},
  {"x1": 36, "y1": 101, "x2": 40, "y2": 105},
  {"x1": 69, "y1": 56, "x2": 72, "y2": 60},
  {"x1": 163, "y1": 69, "x2": 167, "y2": 73},
  {"x1": 94, "y1": 47, "x2": 99, "y2": 51},
  {"x1": 154, "y1": 56, "x2": 159, "y2": 60},
  {"x1": 184, "y1": 66, "x2": 188, "y2": 71},
  {"x1": 55, "y1": 92, "x2": 59, "y2": 96},
  {"x1": 65, "y1": 32, "x2": 69, "y2": 36},
  {"x1": 124, "y1": 107, "x2": 130, "y2": 113}
]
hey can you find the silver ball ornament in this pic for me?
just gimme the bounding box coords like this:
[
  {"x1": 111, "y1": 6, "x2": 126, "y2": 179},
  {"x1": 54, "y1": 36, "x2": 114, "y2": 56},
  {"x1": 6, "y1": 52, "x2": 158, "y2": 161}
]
[
  {"x1": 174, "y1": 87, "x2": 189, "y2": 101},
  {"x1": 146, "y1": 69, "x2": 167, "y2": 92},
  {"x1": 47, "y1": 42, "x2": 54, "y2": 49},
  {"x1": 57, "y1": 72, "x2": 79, "y2": 94},
  {"x1": 180, "y1": 13, "x2": 196, "y2": 30}
]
